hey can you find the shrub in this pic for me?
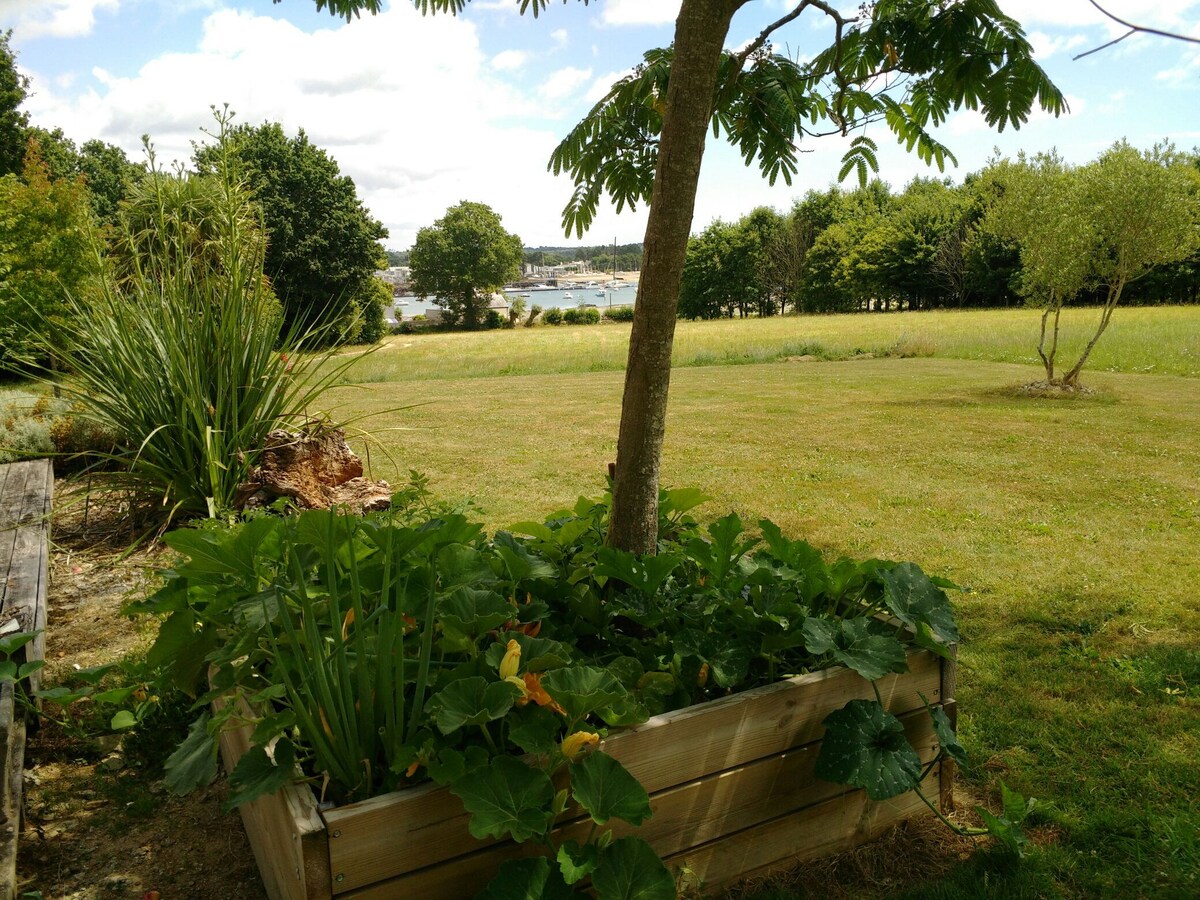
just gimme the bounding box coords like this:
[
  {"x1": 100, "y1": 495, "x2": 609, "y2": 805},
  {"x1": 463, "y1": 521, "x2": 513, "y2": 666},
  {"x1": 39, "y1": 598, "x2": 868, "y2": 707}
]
[
  {"x1": 485, "y1": 309, "x2": 504, "y2": 329},
  {"x1": 48, "y1": 404, "x2": 119, "y2": 466},
  {"x1": 563, "y1": 306, "x2": 600, "y2": 325},
  {"x1": 0, "y1": 390, "x2": 59, "y2": 463},
  {"x1": 29, "y1": 110, "x2": 357, "y2": 526},
  {"x1": 507, "y1": 296, "x2": 526, "y2": 328},
  {"x1": 542, "y1": 306, "x2": 564, "y2": 325},
  {"x1": 604, "y1": 304, "x2": 635, "y2": 322},
  {"x1": 350, "y1": 278, "x2": 390, "y2": 345}
]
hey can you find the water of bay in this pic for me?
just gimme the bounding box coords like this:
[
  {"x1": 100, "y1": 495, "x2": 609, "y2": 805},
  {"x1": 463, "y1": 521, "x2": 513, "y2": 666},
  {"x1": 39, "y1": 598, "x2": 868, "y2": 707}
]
[{"x1": 385, "y1": 285, "x2": 637, "y2": 322}]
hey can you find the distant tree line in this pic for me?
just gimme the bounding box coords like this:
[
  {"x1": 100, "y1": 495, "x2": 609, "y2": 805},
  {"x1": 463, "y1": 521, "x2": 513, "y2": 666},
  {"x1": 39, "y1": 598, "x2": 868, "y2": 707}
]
[
  {"x1": 523, "y1": 244, "x2": 642, "y2": 273},
  {"x1": 679, "y1": 145, "x2": 1200, "y2": 321},
  {"x1": 1, "y1": 30, "x2": 387, "y2": 372}
]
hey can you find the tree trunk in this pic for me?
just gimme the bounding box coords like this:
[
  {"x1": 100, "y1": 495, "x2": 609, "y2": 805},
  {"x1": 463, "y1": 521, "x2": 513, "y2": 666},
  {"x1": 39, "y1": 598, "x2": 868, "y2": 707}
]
[
  {"x1": 607, "y1": 0, "x2": 739, "y2": 553},
  {"x1": 1062, "y1": 280, "x2": 1124, "y2": 387}
]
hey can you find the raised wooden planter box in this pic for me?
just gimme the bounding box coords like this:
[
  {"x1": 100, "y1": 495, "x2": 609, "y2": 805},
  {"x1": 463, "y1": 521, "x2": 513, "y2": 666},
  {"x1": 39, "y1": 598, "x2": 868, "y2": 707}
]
[{"x1": 219, "y1": 644, "x2": 956, "y2": 899}]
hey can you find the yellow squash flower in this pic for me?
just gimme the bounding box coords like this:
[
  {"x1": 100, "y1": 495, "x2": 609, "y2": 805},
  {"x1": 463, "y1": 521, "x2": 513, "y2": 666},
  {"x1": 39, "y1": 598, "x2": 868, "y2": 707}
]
[
  {"x1": 561, "y1": 731, "x2": 600, "y2": 762},
  {"x1": 498, "y1": 639, "x2": 522, "y2": 681}
]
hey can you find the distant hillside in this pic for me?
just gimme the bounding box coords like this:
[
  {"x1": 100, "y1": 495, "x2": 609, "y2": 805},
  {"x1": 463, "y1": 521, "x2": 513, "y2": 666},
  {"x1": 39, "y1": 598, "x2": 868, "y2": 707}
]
[
  {"x1": 524, "y1": 243, "x2": 642, "y2": 272},
  {"x1": 383, "y1": 244, "x2": 643, "y2": 272}
]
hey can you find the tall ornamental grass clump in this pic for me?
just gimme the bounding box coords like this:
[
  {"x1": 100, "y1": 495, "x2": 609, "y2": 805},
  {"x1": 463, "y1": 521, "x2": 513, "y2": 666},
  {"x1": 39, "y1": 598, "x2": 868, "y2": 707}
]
[{"x1": 37, "y1": 109, "x2": 357, "y2": 523}]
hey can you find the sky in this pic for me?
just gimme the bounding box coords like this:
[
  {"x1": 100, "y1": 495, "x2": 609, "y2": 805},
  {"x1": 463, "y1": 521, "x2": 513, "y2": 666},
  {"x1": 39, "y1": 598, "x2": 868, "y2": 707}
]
[{"x1": 2, "y1": 0, "x2": 1199, "y2": 251}]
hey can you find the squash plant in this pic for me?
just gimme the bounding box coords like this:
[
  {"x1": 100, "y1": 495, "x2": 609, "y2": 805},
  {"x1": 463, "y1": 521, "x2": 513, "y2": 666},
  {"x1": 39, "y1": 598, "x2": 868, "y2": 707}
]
[{"x1": 127, "y1": 487, "x2": 1024, "y2": 897}]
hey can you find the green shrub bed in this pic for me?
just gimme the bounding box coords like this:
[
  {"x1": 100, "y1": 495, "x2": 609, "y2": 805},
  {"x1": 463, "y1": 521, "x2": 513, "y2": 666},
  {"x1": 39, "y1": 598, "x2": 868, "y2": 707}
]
[{"x1": 117, "y1": 485, "x2": 985, "y2": 896}]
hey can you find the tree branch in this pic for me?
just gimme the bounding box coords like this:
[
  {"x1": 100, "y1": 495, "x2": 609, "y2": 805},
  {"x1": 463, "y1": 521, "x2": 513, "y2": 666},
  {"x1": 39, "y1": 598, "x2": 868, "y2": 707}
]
[
  {"x1": 733, "y1": 0, "x2": 857, "y2": 69},
  {"x1": 1074, "y1": 0, "x2": 1200, "y2": 60}
]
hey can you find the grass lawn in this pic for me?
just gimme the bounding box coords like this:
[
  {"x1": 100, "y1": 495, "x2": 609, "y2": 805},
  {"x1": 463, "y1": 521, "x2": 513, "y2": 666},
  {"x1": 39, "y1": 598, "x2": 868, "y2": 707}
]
[
  {"x1": 339, "y1": 304, "x2": 1200, "y2": 383},
  {"x1": 328, "y1": 311, "x2": 1199, "y2": 898}
]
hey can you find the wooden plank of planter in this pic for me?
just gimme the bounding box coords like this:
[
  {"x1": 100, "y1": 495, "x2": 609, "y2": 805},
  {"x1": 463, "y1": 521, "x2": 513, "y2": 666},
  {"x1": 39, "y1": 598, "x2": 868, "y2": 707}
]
[
  {"x1": 326, "y1": 691, "x2": 936, "y2": 897},
  {"x1": 323, "y1": 648, "x2": 943, "y2": 892},
  {"x1": 662, "y1": 769, "x2": 941, "y2": 894},
  {"x1": 336, "y1": 748, "x2": 936, "y2": 900},
  {"x1": 215, "y1": 697, "x2": 332, "y2": 900}
]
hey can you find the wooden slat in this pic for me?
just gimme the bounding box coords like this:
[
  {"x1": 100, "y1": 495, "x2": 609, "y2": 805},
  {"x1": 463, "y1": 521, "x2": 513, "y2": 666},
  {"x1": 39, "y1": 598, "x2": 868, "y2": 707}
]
[
  {"x1": 334, "y1": 707, "x2": 940, "y2": 897},
  {"x1": 216, "y1": 697, "x2": 332, "y2": 900},
  {"x1": 661, "y1": 769, "x2": 941, "y2": 894},
  {"x1": 341, "y1": 753, "x2": 942, "y2": 900},
  {"x1": 601, "y1": 648, "x2": 940, "y2": 789},
  {"x1": 0, "y1": 463, "x2": 26, "y2": 612},
  {"x1": 324, "y1": 649, "x2": 943, "y2": 891},
  {"x1": 939, "y1": 647, "x2": 958, "y2": 812},
  {"x1": 0, "y1": 682, "x2": 25, "y2": 900},
  {"x1": 0, "y1": 462, "x2": 30, "y2": 525},
  {"x1": 0, "y1": 460, "x2": 52, "y2": 696}
]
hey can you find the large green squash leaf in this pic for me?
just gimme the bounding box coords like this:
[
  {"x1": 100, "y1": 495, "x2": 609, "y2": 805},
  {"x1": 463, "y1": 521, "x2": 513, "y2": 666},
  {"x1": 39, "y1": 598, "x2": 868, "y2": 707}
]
[
  {"x1": 570, "y1": 751, "x2": 652, "y2": 826},
  {"x1": 815, "y1": 699, "x2": 921, "y2": 800},
  {"x1": 879, "y1": 562, "x2": 959, "y2": 646},
  {"x1": 801, "y1": 617, "x2": 908, "y2": 682},
  {"x1": 425, "y1": 677, "x2": 521, "y2": 734},
  {"x1": 450, "y1": 755, "x2": 555, "y2": 842},
  {"x1": 438, "y1": 587, "x2": 512, "y2": 638},
  {"x1": 592, "y1": 548, "x2": 681, "y2": 596},
  {"x1": 541, "y1": 666, "x2": 627, "y2": 721},
  {"x1": 163, "y1": 712, "x2": 218, "y2": 795},
  {"x1": 477, "y1": 856, "x2": 579, "y2": 899},
  {"x1": 591, "y1": 836, "x2": 676, "y2": 900},
  {"x1": 224, "y1": 736, "x2": 296, "y2": 811}
]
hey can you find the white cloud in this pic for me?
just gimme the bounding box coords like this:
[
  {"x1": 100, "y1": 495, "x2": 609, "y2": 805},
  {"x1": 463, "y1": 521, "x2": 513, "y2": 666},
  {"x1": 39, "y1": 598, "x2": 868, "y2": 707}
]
[
  {"x1": 539, "y1": 66, "x2": 593, "y2": 103},
  {"x1": 1155, "y1": 51, "x2": 1200, "y2": 86},
  {"x1": 1028, "y1": 31, "x2": 1087, "y2": 60},
  {"x1": 600, "y1": 0, "x2": 679, "y2": 27},
  {"x1": 945, "y1": 93, "x2": 1084, "y2": 137},
  {"x1": 551, "y1": 28, "x2": 568, "y2": 49},
  {"x1": 492, "y1": 49, "x2": 528, "y2": 71},
  {"x1": 0, "y1": 0, "x2": 119, "y2": 39},
  {"x1": 585, "y1": 68, "x2": 633, "y2": 103},
  {"x1": 1002, "y1": 0, "x2": 1200, "y2": 36},
  {"x1": 19, "y1": 4, "x2": 637, "y2": 247}
]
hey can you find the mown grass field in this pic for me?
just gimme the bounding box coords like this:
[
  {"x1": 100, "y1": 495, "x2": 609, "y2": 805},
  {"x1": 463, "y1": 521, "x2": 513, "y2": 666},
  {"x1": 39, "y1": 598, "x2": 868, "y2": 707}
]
[
  {"x1": 338, "y1": 304, "x2": 1200, "y2": 383},
  {"x1": 330, "y1": 306, "x2": 1199, "y2": 898}
]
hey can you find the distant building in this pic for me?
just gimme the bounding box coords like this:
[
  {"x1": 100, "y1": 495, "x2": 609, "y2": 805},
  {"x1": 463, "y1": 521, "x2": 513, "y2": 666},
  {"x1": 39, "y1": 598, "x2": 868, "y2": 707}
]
[{"x1": 376, "y1": 267, "x2": 411, "y2": 295}]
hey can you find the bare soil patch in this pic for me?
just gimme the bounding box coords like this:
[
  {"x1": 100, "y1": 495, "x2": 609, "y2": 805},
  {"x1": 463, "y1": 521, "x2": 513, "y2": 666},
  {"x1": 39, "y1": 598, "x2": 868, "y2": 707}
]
[{"x1": 17, "y1": 483, "x2": 264, "y2": 899}]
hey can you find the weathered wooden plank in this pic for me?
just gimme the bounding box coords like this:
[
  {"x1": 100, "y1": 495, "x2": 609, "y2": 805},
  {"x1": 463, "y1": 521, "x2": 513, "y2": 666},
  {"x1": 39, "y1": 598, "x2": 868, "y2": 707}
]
[
  {"x1": 0, "y1": 463, "x2": 26, "y2": 607},
  {"x1": 600, "y1": 648, "x2": 940, "y2": 789},
  {"x1": 331, "y1": 708, "x2": 940, "y2": 896},
  {"x1": 939, "y1": 646, "x2": 958, "y2": 812},
  {"x1": 0, "y1": 682, "x2": 24, "y2": 900},
  {"x1": 340, "y1": 760, "x2": 942, "y2": 900},
  {"x1": 0, "y1": 460, "x2": 52, "y2": 696},
  {"x1": 323, "y1": 649, "x2": 943, "y2": 891},
  {"x1": 661, "y1": 769, "x2": 940, "y2": 895},
  {"x1": 16, "y1": 460, "x2": 52, "y2": 526},
  {"x1": 0, "y1": 462, "x2": 30, "y2": 526},
  {"x1": 216, "y1": 696, "x2": 332, "y2": 900}
]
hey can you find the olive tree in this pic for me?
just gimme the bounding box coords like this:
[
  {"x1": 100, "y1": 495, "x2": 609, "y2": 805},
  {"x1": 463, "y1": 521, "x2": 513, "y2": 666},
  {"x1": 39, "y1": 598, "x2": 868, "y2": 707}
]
[
  {"x1": 321, "y1": 0, "x2": 1065, "y2": 552},
  {"x1": 983, "y1": 153, "x2": 1094, "y2": 384},
  {"x1": 986, "y1": 145, "x2": 1200, "y2": 388},
  {"x1": 1062, "y1": 142, "x2": 1200, "y2": 385}
]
